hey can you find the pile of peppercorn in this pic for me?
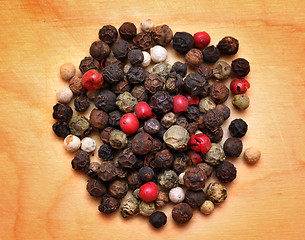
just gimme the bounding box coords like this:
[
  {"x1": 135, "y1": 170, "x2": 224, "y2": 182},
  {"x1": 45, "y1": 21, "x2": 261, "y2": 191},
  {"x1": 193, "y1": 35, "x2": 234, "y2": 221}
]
[{"x1": 52, "y1": 19, "x2": 260, "y2": 229}]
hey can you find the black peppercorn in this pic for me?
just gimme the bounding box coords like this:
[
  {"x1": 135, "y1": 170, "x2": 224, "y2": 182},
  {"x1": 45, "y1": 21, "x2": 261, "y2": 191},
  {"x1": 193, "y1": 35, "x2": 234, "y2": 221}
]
[
  {"x1": 217, "y1": 36, "x2": 239, "y2": 55},
  {"x1": 108, "y1": 180, "x2": 128, "y2": 199},
  {"x1": 173, "y1": 153, "x2": 189, "y2": 174},
  {"x1": 173, "y1": 32, "x2": 194, "y2": 54},
  {"x1": 210, "y1": 82, "x2": 229, "y2": 104},
  {"x1": 126, "y1": 66, "x2": 149, "y2": 85},
  {"x1": 184, "y1": 190, "x2": 206, "y2": 208},
  {"x1": 86, "y1": 179, "x2": 107, "y2": 197},
  {"x1": 53, "y1": 103, "x2": 73, "y2": 121},
  {"x1": 79, "y1": 56, "x2": 100, "y2": 74},
  {"x1": 128, "y1": 49, "x2": 144, "y2": 66},
  {"x1": 203, "y1": 109, "x2": 224, "y2": 132},
  {"x1": 98, "y1": 161, "x2": 117, "y2": 181},
  {"x1": 203, "y1": 127, "x2": 224, "y2": 143},
  {"x1": 90, "y1": 41, "x2": 110, "y2": 61},
  {"x1": 85, "y1": 162, "x2": 101, "y2": 179},
  {"x1": 183, "y1": 167, "x2": 206, "y2": 191},
  {"x1": 149, "y1": 211, "x2": 167, "y2": 228},
  {"x1": 71, "y1": 150, "x2": 90, "y2": 170},
  {"x1": 231, "y1": 58, "x2": 250, "y2": 77},
  {"x1": 89, "y1": 109, "x2": 109, "y2": 130},
  {"x1": 202, "y1": 45, "x2": 220, "y2": 63},
  {"x1": 131, "y1": 85, "x2": 148, "y2": 102},
  {"x1": 156, "y1": 125, "x2": 167, "y2": 141},
  {"x1": 98, "y1": 143, "x2": 114, "y2": 161},
  {"x1": 152, "y1": 24, "x2": 173, "y2": 46},
  {"x1": 105, "y1": 56, "x2": 123, "y2": 69},
  {"x1": 112, "y1": 40, "x2": 129, "y2": 59},
  {"x1": 216, "y1": 161, "x2": 237, "y2": 183},
  {"x1": 119, "y1": 22, "x2": 137, "y2": 40},
  {"x1": 74, "y1": 95, "x2": 90, "y2": 112},
  {"x1": 144, "y1": 118, "x2": 161, "y2": 135},
  {"x1": 99, "y1": 127, "x2": 114, "y2": 143},
  {"x1": 112, "y1": 79, "x2": 131, "y2": 94},
  {"x1": 185, "y1": 105, "x2": 200, "y2": 122},
  {"x1": 118, "y1": 148, "x2": 138, "y2": 169},
  {"x1": 165, "y1": 72, "x2": 184, "y2": 93},
  {"x1": 94, "y1": 89, "x2": 116, "y2": 113},
  {"x1": 172, "y1": 203, "x2": 193, "y2": 224},
  {"x1": 108, "y1": 110, "x2": 123, "y2": 128},
  {"x1": 98, "y1": 194, "x2": 120, "y2": 214},
  {"x1": 175, "y1": 116, "x2": 188, "y2": 129},
  {"x1": 99, "y1": 25, "x2": 118, "y2": 45},
  {"x1": 52, "y1": 121, "x2": 70, "y2": 138},
  {"x1": 170, "y1": 61, "x2": 187, "y2": 78},
  {"x1": 215, "y1": 104, "x2": 230, "y2": 120},
  {"x1": 153, "y1": 149, "x2": 174, "y2": 169},
  {"x1": 144, "y1": 73, "x2": 164, "y2": 94},
  {"x1": 229, "y1": 118, "x2": 248, "y2": 138},
  {"x1": 197, "y1": 64, "x2": 213, "y2": 80},
  {"x1": 139, "y1": 166, "x2": 155, "y2": 182},
  {"x1": 183, "y1": 73, "x2": 207, "y2": 96},
  {"x1": 133, "y1": 32, "x2": 154, "y2": 50},
  {"x1": 127, "y1": 171, "x2": 142, "y2": 189},
  {"x1": 223, "y1": 137, "x2": 243, "y2": 157},
  {"x1": 149, "y1": 91, "x2": 173, "y2": 115},
  {"x1": 102, "y1": 64, "x2": 124, "y2": 85},
  {"x1": 132, "y1": 132, "x2": 153, "y2": 155}
]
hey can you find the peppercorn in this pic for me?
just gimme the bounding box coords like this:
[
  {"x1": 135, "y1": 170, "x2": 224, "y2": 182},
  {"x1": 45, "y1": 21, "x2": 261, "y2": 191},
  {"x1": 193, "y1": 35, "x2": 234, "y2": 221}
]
[
  {"x1": 69, "y1": 76, "x2": 86, "y2": 95},
  {"x1": 69, "y1": 115, "x2": 91, "y2": 137},
  {"x1": 60, "y1": 63, "x2": 76, "y2": 81},
  {"x1": 156, "y1": 125, "x2": 167, "y2": 141},
  {"x1": 99, "y1": 127, "x2": 114, "y2": 143},
  {"x1": 126, "y1": 66, "x2": 148, "y2": 84},
  {"x1": 140, "y1": 52, "x2": 151, "y2": 68},
  {"x1": 102, "y1": 64, "x2": 124, "y2": 85},
  {"x1": 132, "y1": 32, "x2": 154, "y2": 50},
  {"x1": 151, "y1": 138, "x2": 163, "y2": 152},
  {"x1": 74, "y1": 95, "x2": 90, "y2": 112},
  {"x1": 200, "y1": 200, "x2": 214, "y2": 215},
  {"x1": 172, "y1": 203, "x2": 193, "y2": 224},
  {"x1": 187, "y1": 122, "x2": 199, "y2": 136},
  {"x1": 230, "y1": 78, "x2": 250, "y2": 95},
  {"x1": 232, "y1": 94, "x2": 250, "y2": 111},
  {"x1": 79, "y1": 56, "x2": 100, "y2": 74},
  {"x1": 155, "y1": 191, "x2": 169, "y2": 208},
  {"x1": 86, "y1": 179, "x2": 107, "y2": 197},
  {"x1": 139, "y1": 182, "x2": 159, "y2": 202},
  {"x1": 215, "y1": 104, "x2": 230, "y2": 120},
  {"x1": 188, "y1": 133, "x2": 211, "y2": 154},
  {"x1": 210, "y1": 82, "x2": 229, "y2": 104},
  {"x1": 199, "y1": 96, "x2": 216, "y2": 113},
  {"x1": 168, "y1": 186, "x2": 185, "y2": 203},
  {"x1": 217, "y1": 36, "x2": 239, "y2": 55},
  {"x1": 99, "y1": 25, "x2": 118, "y2": 45},
  {"x1": 105, "y1": 110, "x2": 121, "y2": 128},
  {"x1": 98, "y1": 143, "x2": 114, "y2": 161},
  {"x1": 126, "y1": 171, "x2": 141, "y2": 189},
  {"x1": 64, "y1": 134, "x2": 81, "y2": 152},
  {"x1": 170, "y1": 61, "x2": 187, "y2": 77},
  {"x1": 139, "y1": 201, "x2": 155, "y2": 217},
  {"x1": 184, "y1": 189, "x2": 206, "y2": 208},
  {"x1": 223, "y1": 137, "x2": 243, "y2": 157},
  {"x1": 144, "y1": 118, "x2": 161, "y2": 135},
  {"x1": 98, "y1": 161, "x2": 117, "y2": 181},
  {"x1": 185, "y1": 105, "x2": 200, "y2": 122},
  {"x1": 184, "y1": 73, "x2": 207, "y2": 96},
  {"x1": 117, "y1": 147, "x2": 138, "y2": 169},
  {"x1": 152, "y1": 149, "x2": 174, "y2": 169},
  {"x1": 197, "y1": 163, "x2": 213, "y2": 178},
  {"x1": 144, "y1": 73, "x2": 164, "y2": 94},
  {"x1": 98, "y1": 194, "x2": 120, "y2": 214},
  {"x1": 206, "y1": 183, "x2": 227, "y2": 204},
  {"x1": 120, "y1": 196, "x2": 139, "y2": 218},
  {"x1": 53, "y1": 103, "x2": 73, "y2": 121},
  {"x1": 109, "y1": 129, "x2": 127, "y2": 150},
  {"x1": 138, "y1": 167, "x2": 154, "y2": 182},
  {"x1": 202, "y1": 45, "x2": 220, "y2": 63},
  {"x1": 81, "y1": 137, "x2": 96, "y2": 153},
  {"x1": 116, "y1": 92, "x2": 138, "y2": 113},
  {"x1": 119, "y1": 22, "x2": 137, "y2": 40},
  {"x1": 149, "y1": 211, "x2": 167, "y2": 228},
  {"x1": 205, "y1": 143, "x2": 226, "y2": 166},
  {"x1": 149, "y1": 91, "x2": 173, "y2": 115},
  {"x1": 173, "y1": 153, "x2": 189, "y2": 174},
  {"x1": 90, "y1": 41, "x2": 110, "y2": 61},
  {"x1": 131, "y1": 85, "x2": 148, "y2": 102},
  {"x1": 161, "y1": 112, "x2": 176, "y2": 128},
  {"x1": 185, "y1": 48, "x2": 203, "y2": 67},
  {"x1": 141, "y1": 19, "x2": 154, "y2": 32},
  {"x1": 197, "y1": 64, "x2": 213, "y2": 79},
  {"x1": 127, "y1": 49, "x2": 143, "y2": 66},
  {"x1": 152, "y1": 24, "x2": 173, "y2": 46},
  {"x1": 150, "y1": 62, "x2": 172, "y2": 82},
  {"x1": 56, "y1": 87, "x2": 73, "y2": 104},
  {"x1": 52, "y1": 121, "x2": 71, "y2": 138},
  {"x1": 165, "y1": 72, "x2": 184, "y2": 93},
  {"x1": 175, "y1": 116, "x2": 188, "y2": 129},
  {"x1": 229, "y1": 118, "x2": 248, "y2": 138},
  {"x1": 173, "y1": 32, "x2": 194, "y2": 54},
  {"x1": 112, "y1": 40, "x2": 129, "y2": 59},
  {"x1": 203, "y1": 109, "x2": 224, "y2": 132},
  {"x1": 216, "y1": 161, "x2": 237, "y2": 183},
  {"x1": 163, "y1": 125, "x2": 190, "y2": 151},
  {"x1": 158, "y1": 170, "x2": 178, "y2": 189},
  {"x1": 231, "y1": 58, "x2": 250, "y2": 77},
  {"x1": 114, "y1": 157, "x2": 128, "y2": 179},
  {"x1": 132, "y1": 132, "x2": 153, "y2": 155},
  {"x1": 150, "y1": 45, "x2": 168, "y2": 63},
  {"x1": 108, "y1": 180, "x2": 128, "y2": 199},
  {"x1": 89, "y1": 109, "x2": 108, "y2": 130},
  {"x1": 244, "y1": 147, "x2": 261, "y2": 164},
  {"x1": 187, "y1": 150, "x2": 202, "y2": 165},
  {"x1": 213, "y1": 60, "x2": 231, "y2": 80},
  {"x1": 178, "y1": 172, "x2": 185, "y2": 185},
  {"x1": 85, "y1": 162, "x2": 101, "y2": 179},
  {"x1": 183, "y1": 167, "x2": 206, "y2": 191},
  {"x1": 105, "y1": 56, "x2": 123, "y2": 69},
  {"x1": 71, "y1": 149, "x2": 90, "y2": 170}
]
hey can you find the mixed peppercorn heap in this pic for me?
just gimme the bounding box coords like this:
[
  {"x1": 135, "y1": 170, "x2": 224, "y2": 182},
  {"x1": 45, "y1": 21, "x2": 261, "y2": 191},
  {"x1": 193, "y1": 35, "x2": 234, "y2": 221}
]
[{"x1": 52, "y1": 19, "x2": 261, "y2": 229}]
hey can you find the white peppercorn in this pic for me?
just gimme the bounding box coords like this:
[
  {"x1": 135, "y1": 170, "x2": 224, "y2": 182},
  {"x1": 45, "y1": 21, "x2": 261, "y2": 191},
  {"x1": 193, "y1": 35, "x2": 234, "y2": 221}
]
[
  {"x1": 141, "y1": 51, "x2": 151, "y2": 67},
  {"x1": 178, "y1": 172, "x2": 185, "y2": 185},
  {"x1": 64, "y1": 134, "x2": 81, "y2": 152},
  {"x1": 169, "y1": 187, "x2": 185, "y2": 203},
  {"x1": 200, "y1": 200, "x2": 214, "y2": 215},
  {"x1": 60, "y1": 63, "x2": 76, "y2": 80},
  {"x1": 141, "y1": 19, "x2": 154, "y2": 32},
  {"x1": 161, "y1": 112, "x2": 176, "y2": 128},
  {"x1": 244, "y1": 147, "x2": 261, "y2": 164},
  {"x1": 150, "y1": 45, "x2": 168, "y2": 63},
  {"x1": 56, "y1": 87, "x2": 73, "y2": 104},
  {"x1": 81, "y1": 137, "x2": 97, "y2": 153}
]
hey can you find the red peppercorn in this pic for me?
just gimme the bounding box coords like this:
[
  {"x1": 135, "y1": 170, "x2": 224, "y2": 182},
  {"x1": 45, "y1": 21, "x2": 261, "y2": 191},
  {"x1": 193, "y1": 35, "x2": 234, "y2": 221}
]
[
  {"x1": 139, "y1": 182, "x2": 159, "y2": 202},
  {"x1": 81, "y1": 69, "x2": 103, "y2": 91},
  {"x1": 194, "y1": 31, "x2": 211, "y2": 49},
  {"x1": 187, "y1": 150, "x2": 203, "y2": 165},
  {"x1": 120, "y1": 113, "x2": 139, "y2": 134},
  {"x1": 172, "y1": 95, "x2": 188, "y2": 113},
  {"x1": 185, "y1": 94, "x2": 199, "y2": 106},
  {"x1": 134, "y1": 101, "x2": 153, "y2": 120},
  {"x1": 230, "y1": 78, "x2": 250, "y2": 95},
  {"x1": 188, "y1": 133, "x2": 211, "y2": 154}
]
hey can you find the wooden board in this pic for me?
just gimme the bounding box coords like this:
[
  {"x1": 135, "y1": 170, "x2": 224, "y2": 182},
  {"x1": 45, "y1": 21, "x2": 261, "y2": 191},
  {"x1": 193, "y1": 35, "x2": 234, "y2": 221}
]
[{"x1": 1, "y1": 0, "x2": 305, "y2": 239}]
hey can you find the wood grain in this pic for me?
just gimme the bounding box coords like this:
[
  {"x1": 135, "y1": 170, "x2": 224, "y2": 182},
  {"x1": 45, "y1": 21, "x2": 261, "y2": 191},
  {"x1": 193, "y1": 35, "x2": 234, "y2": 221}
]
[{"x1": 0, "y1": 0, "x2": 305, "y2": 239}]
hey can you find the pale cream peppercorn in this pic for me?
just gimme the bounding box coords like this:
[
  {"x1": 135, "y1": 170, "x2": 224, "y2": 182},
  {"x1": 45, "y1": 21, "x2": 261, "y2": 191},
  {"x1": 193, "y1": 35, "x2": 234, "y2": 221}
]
[
  {"x1": 169, "y1": 187, "x2": 185, "y2": 203},
  {"x1": 161, "y1": 112, "x2": 176, "y2": 128},
  {"x1": 56, "y1": 87, "x2": 73, "y2": 104},
  {"x1": 123, "y1": 63, "x2": 132, "y2": 74},
  {"x1": 178, "y1": 172, "x2": 185, "y2": 185},
  {"x1": 60, "y1": 63, "x2": 76, "y2": 81},
  {"x1": 150, "y1": 45, "x2": 167, "y2": 63},
  {"x1": 81, "y1": 137, "x2": 96, "y2": 153},
  {"x1": 244, "y1": 147, "x2": 261, "y2": 164},
  {"x1": 200, "y1": 200, "x2": 214, "y2": 215},
  {"x1": 64, "y1": 134, "x2": 81, "y2": 152},
  {"x1": 141, "y1": 19, "x2": 154, "y2": 32},
  {"x1": 141, "y1": 51, "x2": 151, "y2": 68},
  {"x1": 195, "y1": 130, "x2": 203, "y2": 135}
]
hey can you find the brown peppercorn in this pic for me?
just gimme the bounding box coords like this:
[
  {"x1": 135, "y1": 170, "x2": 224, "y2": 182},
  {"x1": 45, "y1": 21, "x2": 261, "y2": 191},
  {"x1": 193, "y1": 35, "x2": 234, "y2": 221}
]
[
  {"x1": 152, "y1": 24, "x2": 173, "y2": 46},
  {"x1": 197, "y1": 64, "x2": 213, "y2": 80},
  {"x1": 94, "y1": 89, "x2": 116, "y2": 113},
  {"x1": 155, "y1": 191, "x2": 169, "y2": 208},
  {"x1": 206, "y1": 183, "x2": 227, "y2": 204},
  {"x1": 99, "y1": 25, "x2": 118, "y2": 45},
  {"x1": 223, "y1": 137, "x2": 243, "y2": 157},
  {"x1": 149, "y1": 91, "x2": 173, "y2": 115},
  {"x1": 144, "y1": 118, "x2": 161, "y2": 135},
  {"x1": 216, "y1": 161, "x2": 237, "y2": 183},
  {"x1": 113, "y1": 158, "x2": 127, "y2": 179},
  {"x1": 112, "y1": 40, "x2": 129, "y2": 59},
  {"x1": 52, "y1": 121, "x2": 71, "y2": 138},
  {"x1": 184, "y1": 190, "x2": 206, "y2": 208},
  {"x1": 185, "y1": 48, "x2": 203, "y2": 67},
  {"x1": 128, "y1": 49, "x2": 144, "y2": 66},
  {"x1": 202, "y1": 45, "x2": 220, "y2": 63},
  {"x1": 171, "y1": 61, "x2": 187, "y2": 78},
  {"x1": 79, "y1": 56, "x2": 100, "y2": 74},
  {"x1": 153, "y1": 149, "x2": 174, "y2": 169},
  {"x1": 131, "y1": 85, "x2": 148, "y2": 102},
  {"x1": 132, "y1": 132, "x2": 153, "y2": 155},
  {"x1": 165, "y1": 72, "x2": 184, "y2": 93},
  {"x1": 85, "y1": 162, "x2": 101, "y2": 179},
  {"x1": 184, "y1": 73, "x2": 207, "y2": 96},
  {"x1": 53, "y1": 103, "x2": 73, "y2": 122},
  {"x1": 108, "y1": 110, "x2": 123, "y2": 128},
  {"x1": 71, "y1": 150, "x2": 90, "y2": 170},
  {"x1": 173, "y1": 153, "x2": 189, "y2": 174},
  {"x1": 203, "y1": 109, "x2": 224, "y2": 132},
  {"x1": 210, "y1": 82, "x2": 229, "y2": 104},
  {"x1": 215, "y1": 104, "x2": 230, "y2": 120},
  {"x1": 69, "y1": 76, "x2": 86, "y2": 95},
  {"x1": 144, "y1": 73, "x2": 164, "y2": 94},
  {"x1": 127, "y1": 171, "x2": 142, "y2": 189},
  {"x1": 187, "y1": 122, "x2": 199, "y2": 136},
  {"x1": 112, "y1": 79, "x2": 131, "y2": 94},
  {"x1": 172, "y1": 203, "x2": 193, "y2": 224},
  {"x1": 105, "y1": 56, "x2": 123, "y2": 69},
  {"x1": 161, "y1": 112, "x2": 176, "y2": 128},
  {"x1": 231, "y1": 58, "x2": 250, "y2": 77},
  {"x1": 86, "y1": 179, "x2": 107, "y2": 197},
  {"x1": 118, "y1": 148, "x2": 138, "y2": 169},
  {"x1": 185, "y1": 105, "x2": 200, "y2": 122},
  {"x1": 173, "y1": 32, "x2": 194, "y2": 54},
  {"x1": 102, "y1": 64, "x2": 124, "y2": 84},
  {"x1": 175, "y1": 116, "x2": 188, "y2": 129},
  {"x1": 98, "y1": 194, "x2": 120, "y2": 214},
  {"x1": 119, "y1": 22, "x2": 137, "y2": 40},
  {"x1": 151, "y1": 137, "x2": 163, "y2": 152},
  {"x1": 183, "y1": 167, "x2": 206, "y2": 191},
  {"x1": 89, "y1": 109, "x2": 108, "y2": 130},
  {"x1": 98, "y1": 161, "x2": 117, "y2": 181},
  {"x1": 197, "y1": 163, "x2": 213, "y2": 178},
  {"x1": 126, "y1": 66, "x2": 149, "y2": 84},
  {"x1": 108, "y1": 180, "x2": 128, "y2": 199},
  {"x1": 217, "y1": 36, "x2": 239, "y2": 55},
  {"x1": 133, "y1": 32, "x2": 154, "y2": 50},
  {"x1": 139, "y1": 167, "x2": 154, "y2": 182},
  {"x1": 229, "y1": 118, "x2": 248, "y2": 138},
  {"x1": 98, "y1": 143, "x2": 115, "y2": 161},
  {"x1": 74, "y1": 95, "x2": 90, "y2": 112},
  {"x1": 90, "y1": 41, "x2": 110, "y2": 61},
  {"x1": 99, "y1": 127, "x2": 114, "y2": 143}
]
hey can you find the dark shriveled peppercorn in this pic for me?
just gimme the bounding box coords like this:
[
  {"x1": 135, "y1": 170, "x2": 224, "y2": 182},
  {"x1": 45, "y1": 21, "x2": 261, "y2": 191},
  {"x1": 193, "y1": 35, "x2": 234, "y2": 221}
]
[
  {"x1": 202, "y1": 45, "x2": 220, "y2": 63},
  {"x1": 152, "y1": 24, "x2": 173, "y2": 46},
  {"x1": 89, "y1": 109, "x2": 109, "y2": 130},
  {"x1": 231, "y1": 58, "x2": 250, "y2": 77},
  {"x1": 126, "y1": 66, "x2": 149, "y2": 85},
  {"x1": 216, "y1": 161, "x2": 237, "y2": 183},
  {"x1": 172, "y1": 203, "x2": 193, "y2": 224},
  {"x1": 99, "y1": 127, "x2": 114, "y2": 144},
  {"x1": 79, "y1": 56, "x2": 100, "y2": 74},
  {"x1": 184, "y1": 73, "x2": 207, "y2": 96},
  {"x1": 223, "y1": 137, "x2": 243, "y2": 157},
  {"x1": 165, "y1": 72, "x2": 184, "y2": 93},
  {"x1": 131, "y1": 85, "x2": 148, "y2": 102},
  {"x1": 132, "y1": 132, "x2": 153, "y2": 155},
  {"x1": 109, "y1": 180, "x2": 128, "y2": 199},
  {"x1": 215, "y1": 104, "x2": 230, "y2": 120},
  {"x1": 128, "y1": 49, "x2": 144, "y2": 66},
  {"x1": 119, "y1": 22, "x2": 137, "y2": 40},
  {"x1": 108, "y1": 110, "x2": 123, "y2": 128},
  {"x1": 171, "y1": 61, "x2": 187, "y2": 78},
  {"x1": 85, "y1": 162, "x2": 101, "y2": 179},
  {"x1": 98, "y1": 161, "x2": 117, "y2": 181},
  {"x1": 149, "y1": 211, "x2": 167, "y2": 228},
  {"x1": 203, "y1": 127, "x2": 224, "y2": 143},
  {"x1": 99, "y1": 25, "x2": 118, "y2": 45},
  {"x1": 71, "y1": 150, "x2": 90, "y2": 170},
  {"x1": 139, "y1": 166, "x2": 155, "y2": 182},
  {"x1": 52, "y1": 121, "x2": 70, "y2": 138},
  {"x1": 149, "y1": 91, "x2": 173, "y2": 115},
  {"x1": 94, "y1": 89, "x2": 116, "y2": 113},
  {"x1": 98, "y1": 143, "x2": 114, "y2": 161},
  {"x1": 112, "y1": 79, "x2": 131, "y2": 94},
  {"x1": 112, "y1": 40, "x2": 129, "y2": 59},
  {"x1": 217, "y1": 36, "x2": 239, "y2": 55},
  {"x1": 99, "y1": 194, "x2": 120, "y2": 214},
  {"x1": 144, "y1": 73, "x2": 164, "y2": 94},
  {"x1": 105, "y1": 56, "x2": 123, "y2": 69},
  {"x1": 185, "y1": 48, "x2": 203, "y2": 67},
  {"x1": 183, "y1": 167, "x2": 206, "y2": 191},
  {"x1": 86, "y1": 179, "x2": 107, "y2": 197},
  {"x1": 229, "y1": 118, "x2": 248, "y2": 138},
  {"x1": 74, "y1": 95, "x2": 90, "y2": 112},
  {"x1": 173, "y1": 153, "x2": 189, "y2": 174},
  {"x1": 53, "y1": 103, "x2": 73, "y2": 121},
  {"x1": 210, "y1": 82, "x2": 229, "y2": 104},
  {"x1": 184, "y1": 189, "x2": 206, "y2": 208},
  {"x1": 197, "y1": 163, "x2": 213, "y2": 178},
  {"x1": 118, "y1": 148, "x2": 138, "y2": 169},
  {"x1": 127, "y1": 171, "x2": 142, "y2": 189},
  {"x1": 197, "y1": 64, "x2": 213, "y2": 80},
  {"x1": 173, "y1": 32, "x2": 194, "y2": 54},
  {"x1": 102, "y1": 64, "x2": 124, "y2": 85},
  {"x1": 133, "y1": 32, "x2": 154, "y2": 50},
  {"x1": 153, "y1": 149, "x2": 174, "y2": 169},
  {"x1": 185, "y1": 106, "x2": 200, "y2": 122},
  {"x1": 144, "y1": 118, "x2": 161, "y2": 135},
  {"x1": 203, "y1": 109, "x2": 224, "y2": 132},
  {"x1": 90, "y1": 41, "x2": 110, "y2": 61}
]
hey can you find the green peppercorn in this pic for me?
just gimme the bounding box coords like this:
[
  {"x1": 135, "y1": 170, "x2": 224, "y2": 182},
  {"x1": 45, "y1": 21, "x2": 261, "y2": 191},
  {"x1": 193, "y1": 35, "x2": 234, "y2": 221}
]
[
  {"x1": 199, "y1": 96, "x2": 216, "y2": 113},
  {"x1": 116, "y1": 91, "x2": 138, "y2": 113},
  {"x1": 120, "y1": 196, "x2": 139, "y2": 218},
  {"x1": 163, "y1": 125, "x2": 190, "y2": 151},
  {"x1": 150, "y1": 62, "x2": 172, "y2": 82},
  {"x1": 205, "y1": 143, "x2": 226, "y2": 166},
  {"x1": 109, "y1": 129, "x2": 127, "y2": 149},
  {"x1": 139, "y1": 201, "x2": 155, "y2": 216},
  {"x1": 158, "y1": 170, "x2": 179, "y2": 189},
  {"x1": 213, "y1": 60, "x2": 231, "y2": 80},
  {"x1": 232, "y1": 94, "x2": 250, "y2": 111},
  {"x1": 206, "y1": 182, "x2": 227, "y2": 204},
  {"x1": 69, "y1": 115, "x2": 91, "y2": 137}
]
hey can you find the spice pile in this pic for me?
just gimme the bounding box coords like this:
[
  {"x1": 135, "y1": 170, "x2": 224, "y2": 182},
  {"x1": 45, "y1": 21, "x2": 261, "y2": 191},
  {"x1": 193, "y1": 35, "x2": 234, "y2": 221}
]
[{"x1": 52, "y1": 20, "x2": 261, "y2": 229}]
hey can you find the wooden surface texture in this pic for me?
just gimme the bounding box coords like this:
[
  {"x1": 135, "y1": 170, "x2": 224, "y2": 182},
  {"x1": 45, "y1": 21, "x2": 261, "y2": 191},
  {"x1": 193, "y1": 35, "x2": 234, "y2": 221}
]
[{"x1": 0, "y1": 0, "x2": 305, "y2": 239}]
